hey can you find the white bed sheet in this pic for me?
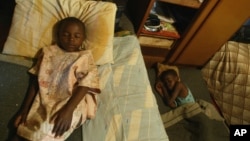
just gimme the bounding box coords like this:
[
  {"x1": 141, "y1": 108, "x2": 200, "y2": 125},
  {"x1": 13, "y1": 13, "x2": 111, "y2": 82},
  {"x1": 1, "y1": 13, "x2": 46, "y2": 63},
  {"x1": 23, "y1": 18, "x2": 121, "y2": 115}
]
[{"x1": 82, "y1": 35, "x2": 169, "y2": 141}]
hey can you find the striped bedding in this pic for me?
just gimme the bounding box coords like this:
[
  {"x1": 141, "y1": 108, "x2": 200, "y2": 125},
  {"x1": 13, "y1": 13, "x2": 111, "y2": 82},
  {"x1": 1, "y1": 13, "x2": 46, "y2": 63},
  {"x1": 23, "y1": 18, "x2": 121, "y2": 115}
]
[
  {"x1": 81, "y1": 35, "x2": 169, "y2": 141},
  {"x1": 202, "y1": 41, "x2": 250, "y2": 125}
]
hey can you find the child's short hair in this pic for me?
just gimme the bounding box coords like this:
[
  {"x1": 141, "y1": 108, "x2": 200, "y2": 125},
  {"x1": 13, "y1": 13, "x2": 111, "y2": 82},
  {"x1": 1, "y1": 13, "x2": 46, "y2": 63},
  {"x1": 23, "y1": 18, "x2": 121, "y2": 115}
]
[
  {"x1": 57, "y1": 17, "x2": 86, "y2": 36},
  {"x1": 160, "y1": 69, "x2": 178, "y2": 81}
]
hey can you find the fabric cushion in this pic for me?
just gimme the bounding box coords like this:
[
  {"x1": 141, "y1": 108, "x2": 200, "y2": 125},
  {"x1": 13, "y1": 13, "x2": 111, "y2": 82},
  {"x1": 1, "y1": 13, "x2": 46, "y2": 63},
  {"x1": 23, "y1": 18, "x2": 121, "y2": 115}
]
[
  {"x1": 3, "y1": 0, "x2": 116, "y2": 65},
  {"x1": 202, "y1": 41, "x2": 250, "y2": 125},
  {"x1": 156, "y1": 62, "x2": 180, "y2": 78}
]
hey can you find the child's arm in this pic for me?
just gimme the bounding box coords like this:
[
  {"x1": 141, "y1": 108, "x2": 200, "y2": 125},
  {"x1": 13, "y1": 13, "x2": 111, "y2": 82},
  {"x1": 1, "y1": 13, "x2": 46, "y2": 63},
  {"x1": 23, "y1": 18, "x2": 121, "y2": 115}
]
[
  {"x1": 167, "y1": 82, "x2": 184, "y2": 107},
  {"x1": 161, "y1": 84, "x2": 177, "y2": 108},
  {"x1": 160, "y1": 83, "x2": 169, "y2": 99},
  {"x1": 50, "y1": 86, "x2": 100, "y2": 137},
  {"x1": 14, "y1": 75, "x2": 39, "y2": 127}
]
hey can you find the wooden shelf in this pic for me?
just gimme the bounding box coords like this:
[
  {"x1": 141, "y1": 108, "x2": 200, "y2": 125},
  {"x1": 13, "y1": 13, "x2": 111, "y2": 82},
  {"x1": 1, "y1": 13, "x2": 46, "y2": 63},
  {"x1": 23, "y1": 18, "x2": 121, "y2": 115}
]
[
  {"x1": 143, "y1": 55, "x2": 166, "y2": 68},
  {"x1": 157, "y1": 0, "x2": 202, "y2": 9},
  {"x1": 128, "y1": 0, "x2": 243, "y2": 67},
  {"x1": 139, "y1": 36, "x2": 174, "y2": 49},
  {"x1": 126, "y1": 0, "x2": 206, "y2": 67},
  {"x1": 140, "y1": 28, "x2": 180, "y2": 39}
]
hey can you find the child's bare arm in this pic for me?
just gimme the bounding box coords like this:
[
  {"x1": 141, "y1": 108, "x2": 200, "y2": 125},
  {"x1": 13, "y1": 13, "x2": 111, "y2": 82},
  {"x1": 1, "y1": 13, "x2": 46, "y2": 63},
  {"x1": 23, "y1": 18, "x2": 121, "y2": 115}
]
[
  {"x1": 169, "y1": 82, "x2": 182, "y2": 102},
  {"x1": 161, "y1": 84, "x2": 170, "y2": 101},
  {"x1": 162, "y1": 82, "x2": 184, "y2": 108},
  {"x1": 161, "y1": 83, "x2": 176, "y2": 108},
  {"x1": 50, "y1": 86, "x2": 100, "y2": 137},
  {"x1": 14, "y1": 75, "x2": 38, "y2": 127}
]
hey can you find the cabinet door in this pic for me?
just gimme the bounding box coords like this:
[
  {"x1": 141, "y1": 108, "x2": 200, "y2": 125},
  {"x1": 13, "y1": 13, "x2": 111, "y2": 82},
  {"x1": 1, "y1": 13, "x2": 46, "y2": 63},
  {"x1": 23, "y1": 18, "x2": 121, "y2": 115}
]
[{"x1": 168, "y1": 0, "x2": 250, "y2": 67}]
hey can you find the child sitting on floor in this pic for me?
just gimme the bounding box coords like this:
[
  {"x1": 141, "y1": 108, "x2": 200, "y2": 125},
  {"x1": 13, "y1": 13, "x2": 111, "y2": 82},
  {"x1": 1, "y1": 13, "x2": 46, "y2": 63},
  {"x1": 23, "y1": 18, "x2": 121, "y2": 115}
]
[
  {"x1": 11, "y1": 17, "x2": 101, "y2": 141},
  {"x1": 155, "y1": 69, "x2": 195, "y2": 108}
]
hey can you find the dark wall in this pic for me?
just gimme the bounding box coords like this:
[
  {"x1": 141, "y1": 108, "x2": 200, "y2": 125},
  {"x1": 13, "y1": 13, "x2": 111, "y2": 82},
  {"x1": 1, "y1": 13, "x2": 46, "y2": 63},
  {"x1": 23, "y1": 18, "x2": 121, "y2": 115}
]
[{"x1": 0, "y1": 0, "x2": 16, "y2": 51}]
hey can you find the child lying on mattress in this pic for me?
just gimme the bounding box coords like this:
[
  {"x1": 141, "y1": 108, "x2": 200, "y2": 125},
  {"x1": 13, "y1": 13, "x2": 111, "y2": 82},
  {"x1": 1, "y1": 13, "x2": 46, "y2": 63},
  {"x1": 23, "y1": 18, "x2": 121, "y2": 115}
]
[
  {"x1": 155, "y1": 69, "x2": 195, "y2": 108},
  {"x1": 11, "y1": 17, "x2": 101, "y2": 141}
]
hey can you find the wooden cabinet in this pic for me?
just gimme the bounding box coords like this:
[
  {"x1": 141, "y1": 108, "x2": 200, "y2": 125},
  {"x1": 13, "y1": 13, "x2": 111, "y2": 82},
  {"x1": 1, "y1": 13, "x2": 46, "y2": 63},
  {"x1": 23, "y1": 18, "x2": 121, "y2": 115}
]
[
  {"x1": 127, "y1": 0, "x2": 250, "y2": 68},
  {"x1": 168, "y1": 0, "x2": 250, "y2": 67},
  {"x1": 127, "y1": 0, "x2": 209, "y2": 67}
]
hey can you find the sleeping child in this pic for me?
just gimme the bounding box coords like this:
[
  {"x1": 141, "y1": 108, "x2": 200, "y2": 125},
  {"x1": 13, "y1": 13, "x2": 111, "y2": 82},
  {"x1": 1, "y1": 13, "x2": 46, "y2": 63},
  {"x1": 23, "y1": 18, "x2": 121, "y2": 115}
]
[
  {"x1": 155, "y1": 69, "x2": 195, "y2": 108},
  {"x1": 11, "y1": 17, "x2": 101, "y2": 141}
]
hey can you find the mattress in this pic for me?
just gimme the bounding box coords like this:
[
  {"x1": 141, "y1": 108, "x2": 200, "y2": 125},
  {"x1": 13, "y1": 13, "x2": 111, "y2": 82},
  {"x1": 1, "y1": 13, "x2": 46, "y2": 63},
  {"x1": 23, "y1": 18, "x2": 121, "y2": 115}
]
[
  {"x1": 81, "y1": 35, "x2": 168, "y2": 141},
  {"x1": 202, "y1": 41, "x2": 250, "y2": 125}
]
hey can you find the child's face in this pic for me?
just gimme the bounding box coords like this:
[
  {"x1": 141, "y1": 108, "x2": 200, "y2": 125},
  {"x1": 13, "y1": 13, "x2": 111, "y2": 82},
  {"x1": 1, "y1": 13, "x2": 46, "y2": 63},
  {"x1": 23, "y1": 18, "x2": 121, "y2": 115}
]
[
  {"x1": 163, "y1": 74, "x2": 179, "y2": 90},
  {"x1": 59, "y1": 22, "x2": 85, "y2": 52}
]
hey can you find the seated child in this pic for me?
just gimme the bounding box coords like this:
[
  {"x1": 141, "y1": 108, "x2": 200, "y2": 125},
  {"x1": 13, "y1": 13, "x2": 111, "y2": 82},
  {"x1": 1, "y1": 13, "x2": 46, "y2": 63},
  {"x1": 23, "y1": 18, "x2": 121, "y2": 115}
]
[
  {"x1": 11, "y1": 17, "x2": 101, "y2": 141},
  {"x1": 155, "y1": 69, "x2": 195, "y2": 108}
]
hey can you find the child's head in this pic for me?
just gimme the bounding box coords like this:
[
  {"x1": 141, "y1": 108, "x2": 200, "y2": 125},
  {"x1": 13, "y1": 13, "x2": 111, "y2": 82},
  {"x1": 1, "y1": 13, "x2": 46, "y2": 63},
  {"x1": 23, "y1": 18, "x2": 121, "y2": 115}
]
[
  {"x1": 160, "y1": 69, "x2": 179, "y2": 90},
  {"x1": 57, "y1": 17, "x2": 86, "y2": 52}
]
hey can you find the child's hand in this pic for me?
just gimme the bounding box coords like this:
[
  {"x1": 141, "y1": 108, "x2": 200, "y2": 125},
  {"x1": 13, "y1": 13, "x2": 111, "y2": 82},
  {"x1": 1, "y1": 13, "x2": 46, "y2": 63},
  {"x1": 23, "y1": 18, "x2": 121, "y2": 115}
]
[
  {"x1": 155, "y1": 81, "x2": 163, "y2": 92},
  {"x1": 168, "y1": 101, "x2": 177, "y2": 109},
  {"x1": 50, "y1": 106, "x2": 74, "y2": 138}
]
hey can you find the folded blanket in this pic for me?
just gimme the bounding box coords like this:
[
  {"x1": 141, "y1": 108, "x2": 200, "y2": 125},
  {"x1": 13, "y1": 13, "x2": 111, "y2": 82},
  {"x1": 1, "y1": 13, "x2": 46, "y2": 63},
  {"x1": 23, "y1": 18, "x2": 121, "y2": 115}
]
[
  {"x1": 161, "y1": 99, "x2": 225, "y2": 128},
  {"x1": 161, "y1": 99, "x2": 229, "y2": 141}
]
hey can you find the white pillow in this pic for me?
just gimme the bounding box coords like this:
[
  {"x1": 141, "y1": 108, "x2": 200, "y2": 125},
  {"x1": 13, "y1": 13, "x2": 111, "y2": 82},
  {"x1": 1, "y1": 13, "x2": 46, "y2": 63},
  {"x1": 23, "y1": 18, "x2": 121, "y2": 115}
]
[{"x1": 3, "y1": 0, "x2": 116, "y2": 65}]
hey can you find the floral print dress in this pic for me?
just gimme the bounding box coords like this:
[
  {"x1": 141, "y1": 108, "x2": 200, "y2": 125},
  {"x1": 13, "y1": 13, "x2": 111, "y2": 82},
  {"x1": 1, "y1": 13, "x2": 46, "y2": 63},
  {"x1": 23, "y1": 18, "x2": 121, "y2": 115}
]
[{"x1": 17, "y1": 45, "x2": 100, "y2": 141}]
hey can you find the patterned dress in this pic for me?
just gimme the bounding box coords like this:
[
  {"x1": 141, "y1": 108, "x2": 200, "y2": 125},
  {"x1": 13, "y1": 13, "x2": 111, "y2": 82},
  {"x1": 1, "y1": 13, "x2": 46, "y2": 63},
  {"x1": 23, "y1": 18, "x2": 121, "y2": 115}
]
[{"x1": 17, "y1": 45, "x2": 100, "y2": 141}]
